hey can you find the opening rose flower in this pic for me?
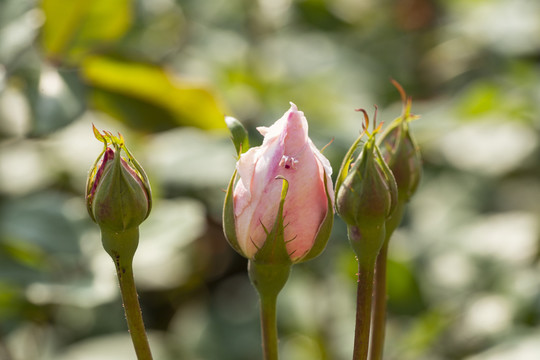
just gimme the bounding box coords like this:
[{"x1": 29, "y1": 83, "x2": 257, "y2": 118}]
[
  {"x1": 223, "y1": 103, "x2": 334, "y2": 264},
  {"x1": 222, "y1": 103, "x2": 334, "y2": 360}
]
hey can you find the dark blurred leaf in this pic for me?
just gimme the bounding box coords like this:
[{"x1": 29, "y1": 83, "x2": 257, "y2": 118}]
[
  {"x1": 40, "y1": 0, "x2": 132, "y2": 63},
  {"x1": 387, "y1": 258, "x2": 425, "y2": 314},
  {"x1": 91, "y1": 88, "x2": 179, "y2": 132},
  {"x1": 0, "y1": 192, "x2": 81, "y2": 259},
  {"x1": 397, "y1": 310, "x2": 449, "y2": 359},
  {"x1": 82, "y1": 56, "x2": 227, "y2": 132},
  {"x1": 0, "y1": 0, "x2": 40, "y2": 68},
  {"x1": 296, "y1": 0, "x2": 348, "y2": 30},
  {"x1": 25, "y1": 66, "x2": 87, "y2": 135}
]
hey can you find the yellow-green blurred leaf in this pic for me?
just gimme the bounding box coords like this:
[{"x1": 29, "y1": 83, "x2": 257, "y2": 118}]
[
  {"x1": 41, "y1": 0, "x2": 132, "y2": 62},
  {"x1": 82, "y1": 56, "x2": 227, "y2": 131},
  {"x1": 456, "y1": 82, "x2": 500, "y2": 118}
]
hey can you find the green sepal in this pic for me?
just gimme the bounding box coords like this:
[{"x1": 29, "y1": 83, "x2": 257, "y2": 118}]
[
  {"x1": 378, "y1": 79, "x2": 422, "y2": 203},
  {"x1": 296, "y1": 170, "x2": 334, "y2": 263},
  {"x1": 222, "y1": 169, "x2": 244, "y2": 255},
  {"x1": 86, "y1": 154, "x2": 104, "y2": 222},
  {"x1": 375, "y1": 144, "x2": 398, "y2": 219},
  {"x1": 378, "y1": 119, "x2": 422, "y2": 203},
  {"x1": 225, "y1": 116, "x2": 250, "y2": 157},
  {"x1": 336, "y1": 135, "x2": 398, "y2": 266},
  {"x1": 335, "y1": 133, "x2": 364, "y2": 198},
  {"x1": 122, "y1": 143, "x2": 152, "y2": 219},
  {"x1": 252, "y1": 176, "x2": 292, "y2": 266},
  {"x1": 86, "y1": 125, "x2": 109, "y2": 221},
  {"x1": 91, "y1": 143, "x2": 149, "y2": 233}
]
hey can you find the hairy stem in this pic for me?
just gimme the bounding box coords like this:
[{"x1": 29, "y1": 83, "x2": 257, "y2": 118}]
[
  {"x1": 114, "y1": 257, "x2": 154, "y2": 360},
  {"x1": 259, "y1": 292, "x2": 279, "y2": 360},
  {"x1": 102, "y1": 228, "x2": 153, "y2": 360},
  {"x1": 248, "y1": 261, "x2": 291, "y2": 360},
  {"x1": 368, "y1": 243, "x2": 388, "y2": 360},
  {"x1": 352, "y1": 261, "x2": 376, "y2": 360}
]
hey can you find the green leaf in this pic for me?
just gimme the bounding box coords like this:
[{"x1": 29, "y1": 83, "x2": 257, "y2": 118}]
[
  {"x1": 387, "y1": 258, "x2": 425, "y2": 314},
  {"x1": 82, "y1": 56, "x2": 227, "y2": 132},
  {"x1": 25, "y1": 66, "x2": 87, "y2": 135},
  {"x1": 41, "y1": 0, "x2": 132, "y2": 62}
]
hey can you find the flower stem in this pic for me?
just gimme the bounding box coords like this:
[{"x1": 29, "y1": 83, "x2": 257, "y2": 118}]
[
  {"x1": 102, "y1": 228, "x2": 153, "y2": 360},
  {"x1": 352, "y1": 261, "x2": 376, "y2": 360},
  {"x1": 368, "y1": 242, "x2": 388, "y2": 360},
  {"x1": 368, "y1": 202, "x2": 404, "y2": 360},
  {"x1": 114, "y1": 256, "x2": 154, "y2": 360},
  {"x1": 259, "y1": 292, "x2": 279, "y2": 360},
  {"x1": 248, "y1": 261, "x2": 291, "y2": 360}
]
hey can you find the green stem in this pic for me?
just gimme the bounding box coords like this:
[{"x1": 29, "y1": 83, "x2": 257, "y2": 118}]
[
  {"x1": 115, "y1": 259, "x2": 154, "y2": 360},
  {"x1": 369, "y1": 202, "x2": 404, "y2": 360},
  {"x1": 102, "y1": 228, "x2": 153, "y2": 360},
  {"x1": 259, "y1": 292, "x2": 279, "y2": 360},
  {"x1": 248, "y1": 260, "x2": 291, "y2": 360},
  {"x1": 368, "y1": 243, "x2": 388, "y2": 360},
  {"x1": 352, "y1": 261, "x2": 376, "y2": 360}
]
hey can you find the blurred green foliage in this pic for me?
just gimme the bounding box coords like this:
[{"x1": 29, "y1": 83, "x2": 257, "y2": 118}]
[{"x1": 1, "y1": 0, "x2": 540, "y2": 359}]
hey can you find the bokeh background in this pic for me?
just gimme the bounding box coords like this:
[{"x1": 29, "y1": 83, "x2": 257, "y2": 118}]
[{"x1": 1, "y1": 0, "x2": 540, "y2": 359}]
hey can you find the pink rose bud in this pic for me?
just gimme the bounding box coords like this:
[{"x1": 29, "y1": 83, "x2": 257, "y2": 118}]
[
  {"x1": 223, "y1": 103, "x2": 334, "y2": 264},
  {"x1": 86, "y1": 126, "x2": 152, "y2": 233}
]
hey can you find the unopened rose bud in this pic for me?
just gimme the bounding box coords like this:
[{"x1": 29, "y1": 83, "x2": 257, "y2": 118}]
[
  {"x1": 223, "y1": 103, "x2": 334, "y2": 264},
  {"x1": 379, "y1": 80, "x2": 421, "y2": 204},
  {"x1": 85, "y1": 127, "x2": 155, "y2": 358},
  {"x1": 86, "y1": 126, "x2": 152, "y2": 234},
  {"x1": 335, "y1": 109, "x2": 397, "y2": 263}
]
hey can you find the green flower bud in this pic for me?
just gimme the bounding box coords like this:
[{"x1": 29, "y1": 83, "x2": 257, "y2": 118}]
[
  {"x1": 335, "y1": 109, "x2": 397, "y2": 264},
  {"x1": 379, "y1": 80, "x2": 421, "y2": 204},
  {"x1": 86, "y1": 126, "x2": 152, "y2": 233}
]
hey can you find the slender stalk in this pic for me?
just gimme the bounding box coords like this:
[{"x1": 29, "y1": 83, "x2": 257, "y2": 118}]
[
  {"x1": 352, "y1": 261, "x2": 376, "y2": 360},
  {"x1": 368, "y1": 202, "x2": 404, "y2": 360},
  {"x1": 259, "y1": 292, "x2": 279, "y2": 360},
  {"x1": 114, "y1": 258, "x2": 154, "y2": 360},
  {"x1": 248, "y1": 261, "x2": 291, "y2": 360},
  {"x1": 368, "y1": 243, "x2": 388, "y2": 360}
]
